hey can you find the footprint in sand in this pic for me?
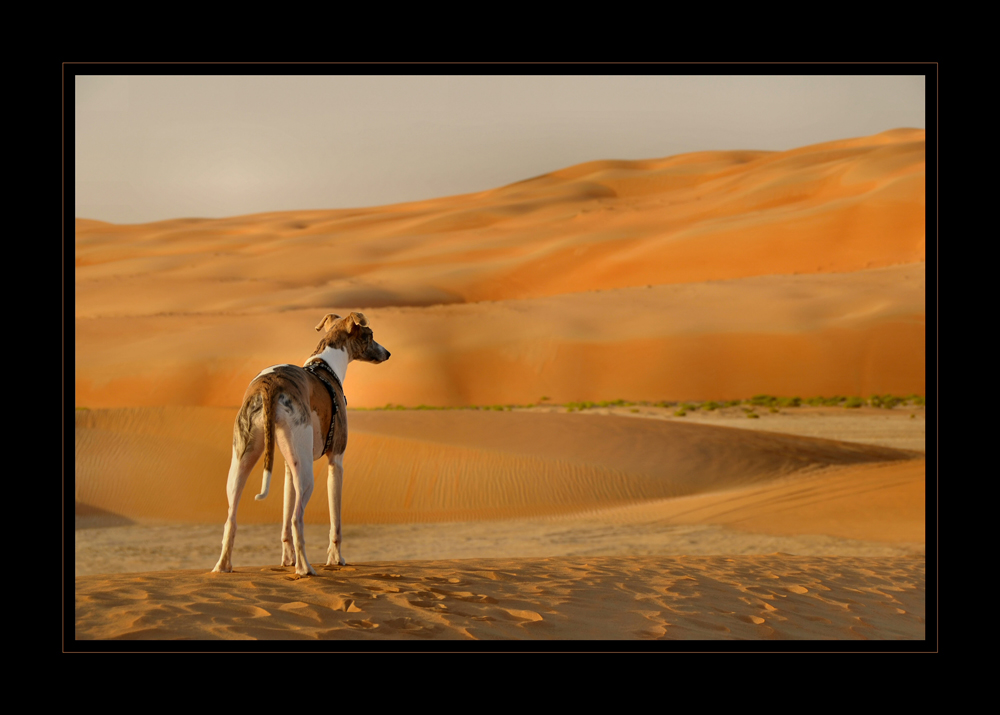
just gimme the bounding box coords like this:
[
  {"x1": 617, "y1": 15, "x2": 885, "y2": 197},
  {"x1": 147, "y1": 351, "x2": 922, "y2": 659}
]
[
  {"x1": 786, "y1": 585, "x2": 809, "y2": 594},
  {"x1": 385, "y1": 617, "x2": 434, "y2": 633},
  {"x1": 278, "y1": 601, "x2": 311, "y2": 611},
  {"x1": 327, "y1": 597, "x2": 363, "y2": 613},
  {"x1": 345, "y1": 619, "x2": 379, "y2": 630},
  {"x1": 503, "y1": 608, "x2": 543, "y2": 622}
]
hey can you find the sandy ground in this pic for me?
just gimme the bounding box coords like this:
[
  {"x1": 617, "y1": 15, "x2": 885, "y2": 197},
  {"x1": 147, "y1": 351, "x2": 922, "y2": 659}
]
[
  {"x1": 74, "y1": 407, "x2": 927, "y2": 642},
  {"x1": 75, "y1": 555, "x2": 924, "y2": 641},
  {"x1": 72, "y1": 130, "x2": 929, "y2": 644}
]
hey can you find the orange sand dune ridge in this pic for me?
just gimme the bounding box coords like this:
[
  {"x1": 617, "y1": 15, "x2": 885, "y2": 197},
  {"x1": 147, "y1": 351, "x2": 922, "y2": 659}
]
[{"x1": 75, "y1": 128, "x2": 924, "y2": 315}]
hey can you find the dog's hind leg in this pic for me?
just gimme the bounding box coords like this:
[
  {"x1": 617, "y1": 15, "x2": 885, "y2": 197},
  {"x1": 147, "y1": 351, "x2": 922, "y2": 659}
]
[
  {"x1": 326, "y1": 453, "x2": 346, "y2": 566},
  {"x1": 280, "y1": 463, "x2": 296, "y2": 567},
  {"x1": 212, "y1": 439, "x2": 263, "y2": 573},
  {"x1": 278, "y1": 421, "x2": 317, "y2": 577}
]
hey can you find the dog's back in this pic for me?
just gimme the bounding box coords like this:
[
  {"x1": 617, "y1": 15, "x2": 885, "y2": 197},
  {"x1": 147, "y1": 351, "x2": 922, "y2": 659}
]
[{"x1": 235, "y1": 364, "x2": 343, "y2": 501}]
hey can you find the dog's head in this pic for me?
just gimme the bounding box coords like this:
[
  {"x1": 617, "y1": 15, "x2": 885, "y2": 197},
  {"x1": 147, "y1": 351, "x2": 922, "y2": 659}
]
[{"x1": 313, "y1": 312, "x2": 390, "y2": 364}]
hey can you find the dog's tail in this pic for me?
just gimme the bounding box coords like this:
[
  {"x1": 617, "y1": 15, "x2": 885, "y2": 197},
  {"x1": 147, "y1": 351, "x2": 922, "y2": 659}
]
[{"x1": 254, "y1": 387, "x2": 278, "y2": 501}]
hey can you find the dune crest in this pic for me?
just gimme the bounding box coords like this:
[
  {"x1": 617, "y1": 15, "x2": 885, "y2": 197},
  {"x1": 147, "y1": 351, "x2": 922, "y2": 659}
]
[
  {"x1": 75, "y1": 407, "x2": 921, "y2": 529},
  {"x1": 75, "y1": 129, "x2": 924, "y2": 313}
]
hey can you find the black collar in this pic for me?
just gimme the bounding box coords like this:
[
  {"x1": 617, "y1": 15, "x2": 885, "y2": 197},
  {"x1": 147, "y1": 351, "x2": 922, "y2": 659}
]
[
  {"x1": 303, "y1": 359, "x2": 344, "y2": 455},
  {"x1": 304, "y1": 358, "x2": 345, "y2": 403}
]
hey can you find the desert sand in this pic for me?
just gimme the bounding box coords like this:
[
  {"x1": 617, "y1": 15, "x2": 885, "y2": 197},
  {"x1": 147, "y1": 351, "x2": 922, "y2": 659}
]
[
  {"x1": 72, "y1": 130, "x2": 929, "y2": 644},
  {"x1": 76, "y1": 555, "x2": 924, "y2": 641}
]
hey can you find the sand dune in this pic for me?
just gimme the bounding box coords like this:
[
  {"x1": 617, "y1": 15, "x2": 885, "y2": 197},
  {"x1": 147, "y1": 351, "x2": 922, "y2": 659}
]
[
  {"x1": 75, "y1": 262, "x2": 924, "y2": 408},
  {"x1": 74, "y1": 555, "x2": 925, "y2": 640},
  {"x1": 76, "y1": 407, "x2": 919, "y2": 527},
  {"x1": 75, "y1": 129, "x2": 925, "y2": 408},
  {"x1": 582, "y1": 458, "x2": 925, "y2": 543},
  {"x1": 75, "y1": 129, "x2": 924, "y2": 311}
]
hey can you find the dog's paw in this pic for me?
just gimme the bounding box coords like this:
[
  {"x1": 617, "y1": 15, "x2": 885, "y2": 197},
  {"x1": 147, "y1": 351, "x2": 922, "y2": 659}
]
[
  {"x1": 211, "y1": 564, "x2": 232, "y2": 573},
  {"x1": 295, "y1": 563, "x2": 318, "y2": 577},
  {"x1": 327, "y1": 543, "x2": 346, "y2": 567}
]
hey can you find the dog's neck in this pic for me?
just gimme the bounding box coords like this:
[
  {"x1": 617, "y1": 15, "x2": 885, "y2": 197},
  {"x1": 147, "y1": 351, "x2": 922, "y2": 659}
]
[{"x1": 305, "y1": 346, "x2": 349, "y2": 384}]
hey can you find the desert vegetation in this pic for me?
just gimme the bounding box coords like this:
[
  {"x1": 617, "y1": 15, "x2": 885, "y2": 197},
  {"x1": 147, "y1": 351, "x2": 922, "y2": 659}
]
[{"x1": 355, "y1": 394, "x2": 926, "y2": 412}]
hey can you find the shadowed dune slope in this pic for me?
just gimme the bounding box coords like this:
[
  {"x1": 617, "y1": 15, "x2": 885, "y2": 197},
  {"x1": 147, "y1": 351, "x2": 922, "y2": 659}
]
[{"x1": 75, "y1": 407, "x2": 918, "y2": 526}]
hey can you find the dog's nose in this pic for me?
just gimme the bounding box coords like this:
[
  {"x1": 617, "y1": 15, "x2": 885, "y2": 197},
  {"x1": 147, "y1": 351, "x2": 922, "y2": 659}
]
[{"x1": 384, "y1": 350, "x2": 391, "y2": 360}]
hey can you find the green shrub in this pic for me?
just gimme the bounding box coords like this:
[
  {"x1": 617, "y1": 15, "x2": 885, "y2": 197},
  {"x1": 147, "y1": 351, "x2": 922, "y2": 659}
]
[
  {"x1": 868, "y1": 394, "x2": 893, "y2": 409},
  {"x1": 806, "y1": 396, "x2": 847, "y2": 407},
  {"x1": 844, "y1": 397, "x2": 864, "y2": 408},
  {"x1": 777, "y1": 396, "x2": 802, "y2": 408},
  {"x1": 747, "y1": 412, "x2": 759, "y2": 419},
  {"x1": 674, "y1": 409, "x2": 687, "y2": 417},
  {"x1": 702, "y1": 401, "x2": 720, "y2": 411}
]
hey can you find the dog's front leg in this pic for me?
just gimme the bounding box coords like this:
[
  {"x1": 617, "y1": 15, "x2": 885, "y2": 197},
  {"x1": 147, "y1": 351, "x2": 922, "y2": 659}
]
[
  {"x1": 326, "y1": 453, "x2": 346, "y2": 566},
  {"x1": 280, "y1": 463, "x2": 296, "y2": 566}
]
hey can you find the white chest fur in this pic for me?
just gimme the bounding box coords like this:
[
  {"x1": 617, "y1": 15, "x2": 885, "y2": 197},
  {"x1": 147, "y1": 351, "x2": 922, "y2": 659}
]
[{"x1": 305, "y1": 346, "x2": 348, "y2": 383}]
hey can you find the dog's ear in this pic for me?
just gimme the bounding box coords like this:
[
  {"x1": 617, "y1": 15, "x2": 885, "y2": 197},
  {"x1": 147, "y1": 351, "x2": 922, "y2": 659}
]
[
  {"x1": 315, "y1": 313, "x2": 342, "y2": 332},
  {"x1": 345, "y1": 312, "x2": 369, "y2": 333}
]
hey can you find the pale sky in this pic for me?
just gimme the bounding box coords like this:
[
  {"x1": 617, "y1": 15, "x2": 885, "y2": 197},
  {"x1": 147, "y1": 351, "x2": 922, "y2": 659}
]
[{"x1": 74, "y1": 74, "x2": 926, "y2": 224}]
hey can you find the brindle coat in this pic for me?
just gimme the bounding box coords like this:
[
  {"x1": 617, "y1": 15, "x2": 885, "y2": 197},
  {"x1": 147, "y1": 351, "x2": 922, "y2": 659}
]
[{"x1": 213, "y1": 312, "x2": 390, "y2": 576}]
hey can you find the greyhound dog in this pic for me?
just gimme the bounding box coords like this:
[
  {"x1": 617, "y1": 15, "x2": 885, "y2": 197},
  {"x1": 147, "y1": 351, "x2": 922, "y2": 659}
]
[{"x1": 212, "y1": 312, "x2": 390, "y2": 576}]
